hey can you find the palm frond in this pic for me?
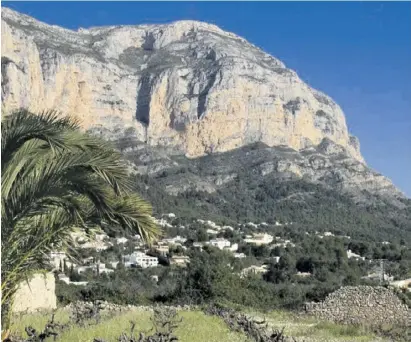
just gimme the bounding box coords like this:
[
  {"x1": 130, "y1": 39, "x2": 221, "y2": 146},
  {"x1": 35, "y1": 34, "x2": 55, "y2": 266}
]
[
  {"x1": 1, "y1": 109, "x2": 79, "y2": 168},
  {"x1": 1, "y1": 109, "x2": 162, "y2": 329},
  {"x1": 85, "y1": 192, "x2": 161, "y2": 244}
]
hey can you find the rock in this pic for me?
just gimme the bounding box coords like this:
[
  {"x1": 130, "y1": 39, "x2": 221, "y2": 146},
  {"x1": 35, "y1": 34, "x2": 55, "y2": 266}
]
[
  {"x1": 13, "y1": 273, "x2": 56, "y2": 313},
  {"x1": 2, "y1": 7, "x2": 363, "y2": 162},
  {"x1": 305, "y1": 286, "x2": 410, "y2": 327}
]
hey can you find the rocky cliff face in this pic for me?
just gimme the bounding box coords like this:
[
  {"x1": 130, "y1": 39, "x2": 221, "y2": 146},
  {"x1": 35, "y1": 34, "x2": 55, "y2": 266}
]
[
  {"x1": 2, "y1": 7, "x2": 408, "y2": 203},
  {"x1": 123, "y1": 139, "x2": 404, "y2": 203},
  {"x1": 1, "y1": 7, "x2": 363, "y2": 161}
]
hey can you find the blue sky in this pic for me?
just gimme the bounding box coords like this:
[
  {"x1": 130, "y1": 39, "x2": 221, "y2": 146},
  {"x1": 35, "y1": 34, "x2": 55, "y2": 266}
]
[{"x1": 4, "y1": 1, "x2": 411, "y2": 196}]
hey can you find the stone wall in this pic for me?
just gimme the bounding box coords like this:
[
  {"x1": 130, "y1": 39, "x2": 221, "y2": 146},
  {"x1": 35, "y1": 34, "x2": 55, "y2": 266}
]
[
  {"x1": 64, "y1": 301, "x2": 197, "y2": 313},
  {"x1": 304, "y1": 286, "x2": 410, "y2": 327},
  {"x1": 13, "y1": 273, "x2": 57, "y2": 313}
]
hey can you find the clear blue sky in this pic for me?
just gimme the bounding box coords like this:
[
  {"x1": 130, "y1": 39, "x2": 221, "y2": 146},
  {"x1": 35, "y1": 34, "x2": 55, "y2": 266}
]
[{"x1": 4, "y1": 1, "x2": 411, "y2": 196}]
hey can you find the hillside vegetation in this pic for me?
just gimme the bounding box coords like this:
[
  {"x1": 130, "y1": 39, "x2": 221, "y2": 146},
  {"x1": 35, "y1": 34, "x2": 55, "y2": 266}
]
[{"x1": 128, "y1": 144, "x2": 411, "y2": 243}]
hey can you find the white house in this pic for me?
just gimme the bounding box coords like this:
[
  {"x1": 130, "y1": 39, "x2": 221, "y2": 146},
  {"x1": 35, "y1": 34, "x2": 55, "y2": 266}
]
[
  {"x1": 225, "y1": 243, "x2": 238, "y2": 252},
  {"x1": 49, "y1": 252, "x2": 67, "y2": 270},
  {"x1": 70, "y1": 230, "x2": 88, "y2": 243},
  {"x1": 65, "y1": 261, "x2": 76, "y2": 269},
  {"x1": 272, "y1": 256, "x2": 281, "y2": 264},
  {"x1": 234, "y1": 253, "x2": 246, "y2": 259},
  {"x1": 390, "y1": 278, "x2": 411, "y2": 290},
  {"x1": 57, "y1": 273, "x2": 70, "y2": 284},
  {"x1": 206, "y1": 220, "x2": 221, "y2": 230},
  {"x1": 71, "y1": 281, "x2": 89, "y2": 286},
  {"x1": 96, "y1": 262, "x2": 109, "y2": 273},
  {"x1": 317, "y1": 231, "x2": 335, "y2": 239},
  {"x1": 347, "y1": 250, "x2": 365, "y2": 261},
  {"x1": 244, "y1": 233, "x2": 274, "y2": 245},
  {"x1": 125, "y1": 252, "x2": 158, "y2": 268},
  {"x1": 79, "y1": 240, "x2": 111, "y2": 251},
  {"x1": 362, "y1": 272, "x2": 393, "y2": 282},
  {"x1": 82, "y1": 256, "x2": 95, "y2": 265},
  {"x1": 151, "y1": 275, "x2": 159, "y2": 283},
  {"x1": 240, "y1": 265, "x2": 269, "y2": 278},
  {"x1": 76, "y1": 262, "x2": 114, "y2": 275},
  {"x1": 207, "y1": 238, "x2": 231, "y2": 250},
  {"x1": 162, "y1": 236, "x2": 187, "y2": 245},
  {"x1": 76, "y1": 266, "x2": 91, "y2": 274},
  {"x1": 296, "y1": 272, "x2": 312, "y2": 277},
  {"x1": 154, "y1": 244, "x2": 170, "y2": 256},
  {"x1": 95, "y1": 233, "x2": 107, "y2": 241},
  {"x1": 155, "y1": 218, "x2": 173, "y2": 228},
  {"x1": 116, "y1": 237, "x2": 129, "y2": 244},
  {"x1": 110, "y1": 261, "x2": 120, "y2": 269},
  {"x1": 193, "y1": 242, "x2": 205, "y2": 248},
  {"x1": 272, "y1": 239, "x2": 295, "y2": 248},
  {"x1": 170, "y1": 255, "x2": 190, "y2": 266}
]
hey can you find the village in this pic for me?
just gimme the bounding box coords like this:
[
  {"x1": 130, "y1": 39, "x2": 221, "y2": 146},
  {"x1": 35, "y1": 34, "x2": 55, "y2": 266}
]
[{"x1": 49, "y1": 213, "x2": 411, "y2": 291}]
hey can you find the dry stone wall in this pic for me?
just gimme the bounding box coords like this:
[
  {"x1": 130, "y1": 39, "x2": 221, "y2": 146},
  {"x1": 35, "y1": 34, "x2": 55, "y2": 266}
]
[
  {"x1": 13, "y1": 273, "x2": 57, "y2": 313},
  {"x1": 304, "y1": 286, "x2": 410, "y2": 327},
  {"x1": 64, "y1": 301, "x2": 197, "y2": 313}
]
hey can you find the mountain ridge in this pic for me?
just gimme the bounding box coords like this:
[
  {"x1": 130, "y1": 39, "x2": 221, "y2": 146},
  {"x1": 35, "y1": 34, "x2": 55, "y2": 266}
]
[
  {"x1": 2, "y1": 7, "x2": 361, "y2": 159},
  {"x1": 1, "y1": 7, "x2": 408, "y2": 203}
]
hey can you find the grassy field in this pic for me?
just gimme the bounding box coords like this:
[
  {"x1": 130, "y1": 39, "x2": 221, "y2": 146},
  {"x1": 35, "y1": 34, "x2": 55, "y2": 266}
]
[
  {"x1": 10, "y1": 308, "x2": 384, "y2": 342},
  {"x1": 10, "y1": 309, "x2": 247, "y2": 342},
  {"x1": 245, "y1": 310, "x2": 382, "y2": 342}
]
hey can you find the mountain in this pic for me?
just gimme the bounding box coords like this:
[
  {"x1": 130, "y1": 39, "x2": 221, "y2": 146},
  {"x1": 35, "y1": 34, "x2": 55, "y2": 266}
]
[
  {"x1": 1, "y1": 8, "x2": 410, "y2": 238},
  {"x1": 2, "y1": 7, "x2": 362, "y2": 160}
]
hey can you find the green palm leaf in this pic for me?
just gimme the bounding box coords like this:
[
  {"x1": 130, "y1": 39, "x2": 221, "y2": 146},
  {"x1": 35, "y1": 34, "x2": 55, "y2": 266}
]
[{"x1": 1, "y1": 109, "x2": 161, "y2": 330}]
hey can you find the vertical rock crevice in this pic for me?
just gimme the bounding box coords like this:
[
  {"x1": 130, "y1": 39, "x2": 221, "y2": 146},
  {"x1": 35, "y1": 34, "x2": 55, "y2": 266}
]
[{"x1": 136, "y1": 73, "x2": 153, "y2": 126}]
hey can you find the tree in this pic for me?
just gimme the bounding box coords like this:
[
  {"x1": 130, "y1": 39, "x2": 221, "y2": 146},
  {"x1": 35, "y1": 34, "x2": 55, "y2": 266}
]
[
  {"x1": 196, "y1": 228, "x2": 209, "y2": 242},
  {"x1": 1, "y1": 110, "x2": 161, "y2": 334},
  {"x1": 265, "y1": 254, "x2": 296, "y2": 284}
]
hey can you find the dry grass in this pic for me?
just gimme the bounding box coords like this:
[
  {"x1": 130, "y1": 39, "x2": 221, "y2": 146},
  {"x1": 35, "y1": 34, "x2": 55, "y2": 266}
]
[
  {"x1": 10, "y1": 309, "x2": 248, "y2": 342},
  {"x1": 244, "y1": 309, "x2": 382, "y2": 342},
  {"x1": 9, "y1": 307, "x2": 388, "y2": 342}
]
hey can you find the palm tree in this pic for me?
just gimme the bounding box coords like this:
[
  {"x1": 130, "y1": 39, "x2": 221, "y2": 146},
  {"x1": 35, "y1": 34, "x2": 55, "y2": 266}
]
[{"x1": 1, "y1": 109, "x2": 161, "y2": 333}]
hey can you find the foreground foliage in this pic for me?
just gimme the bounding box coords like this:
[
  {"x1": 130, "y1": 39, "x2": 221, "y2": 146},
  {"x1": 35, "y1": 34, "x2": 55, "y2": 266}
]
[{"x1": 1, "y1": 110, "x2": 160, "y2": 333}]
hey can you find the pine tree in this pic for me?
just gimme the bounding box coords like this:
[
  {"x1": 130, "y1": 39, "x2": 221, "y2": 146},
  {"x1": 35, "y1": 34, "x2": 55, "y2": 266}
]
[{"x1": 63, "y1": 259, "x2": 67, "y2": 274}]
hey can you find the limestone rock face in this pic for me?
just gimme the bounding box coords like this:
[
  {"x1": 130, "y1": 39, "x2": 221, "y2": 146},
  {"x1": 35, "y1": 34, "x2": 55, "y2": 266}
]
[
  {"x1": 2, "y1": 8, "x2": 363, "y2": 161},
  {"x1": 125, "y1": 141, "x2": 405, "y2": 202},
  {"x1": 13, "y1": 273, "x2": 56, "y2": 313}
]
